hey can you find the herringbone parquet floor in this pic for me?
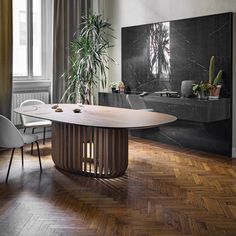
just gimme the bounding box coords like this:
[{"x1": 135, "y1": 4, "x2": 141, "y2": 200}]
[{"x1": 0, "y1": 137, "x2": 236, "y2": 236}]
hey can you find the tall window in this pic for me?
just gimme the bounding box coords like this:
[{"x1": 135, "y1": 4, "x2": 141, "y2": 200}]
[{"x1": 13, "y1": 0, "x2": 43, "y2": 78}]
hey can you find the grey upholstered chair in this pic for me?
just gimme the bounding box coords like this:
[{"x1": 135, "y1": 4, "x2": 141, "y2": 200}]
[
  {"x1": 0, "y1": 115, "x2": 42, "y2": 182},
  {"x1": 126, "y1": 94, "x2": 153, "y2": 111},
  {"x1": 20, "y1": 99, "x2": 51, "y2": 145}
]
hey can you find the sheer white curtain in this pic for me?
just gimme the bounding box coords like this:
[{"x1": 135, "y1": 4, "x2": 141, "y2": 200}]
[{"x1": 52, "y1": 0, "x2": 92, "y2": 103}]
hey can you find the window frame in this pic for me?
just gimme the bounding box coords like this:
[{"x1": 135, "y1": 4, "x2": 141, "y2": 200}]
[{"x1": 13, "y1": 0, "x2": 48, "y2": 81}]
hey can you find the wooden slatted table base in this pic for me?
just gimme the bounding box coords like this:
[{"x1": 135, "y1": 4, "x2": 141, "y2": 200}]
[{"x1": 52, "y1": 122, "x2": 128, "y2": 178}]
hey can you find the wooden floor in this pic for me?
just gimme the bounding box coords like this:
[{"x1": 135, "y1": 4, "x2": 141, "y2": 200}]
[{"x1": 0, "y1": 137, "x2": 236, "y2": 236}]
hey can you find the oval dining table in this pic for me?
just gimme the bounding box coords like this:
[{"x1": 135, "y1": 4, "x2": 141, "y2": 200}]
[{"x1": 15, "y1": 104, "x2": 177, "y2": 178}]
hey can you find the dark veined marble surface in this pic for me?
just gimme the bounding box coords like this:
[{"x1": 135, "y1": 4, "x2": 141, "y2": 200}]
[
  {"x1": 120, "y1": 12, "x2": 232, "y2": 157},
  {"x1": 122, "y1": 12, "x2": 232, "y2": 98},
  {"x1": 99, "y1": 92, "x2": 232, "y2": 157}
]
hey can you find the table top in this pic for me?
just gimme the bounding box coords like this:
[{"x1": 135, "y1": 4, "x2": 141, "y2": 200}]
[{"x1": 14, "y1": 104, "x2": 177, "y2": 129}]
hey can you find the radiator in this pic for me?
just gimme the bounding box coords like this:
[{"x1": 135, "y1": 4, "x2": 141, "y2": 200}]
[{"x1": 11, "y1": 92, "x2": 50, "y2": 125}]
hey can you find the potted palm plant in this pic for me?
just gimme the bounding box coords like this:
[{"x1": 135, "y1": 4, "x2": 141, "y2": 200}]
[{"x1": 60, "y1": 14, "x2": 114, "y2": 104}]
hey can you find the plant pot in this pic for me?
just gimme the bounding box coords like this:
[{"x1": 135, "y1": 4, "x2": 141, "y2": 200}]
[
  {"x1": 197, "y1": 90, "x2": 208, "y2": 100},
  {"x1": 111, "y1": 87, "x2": 116, "y2": 93},
  {"x1": 208, "y1": 85, "x2": 221, "y2": 100}
]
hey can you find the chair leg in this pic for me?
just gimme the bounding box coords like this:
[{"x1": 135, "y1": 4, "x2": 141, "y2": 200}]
[
  {"x1": 31, "y1": 128, "x2": 35, "y2": 155},
  {"x1": 43, "y1": 127, "x2": 46, "y2": 145},
  {"x1": 21, "y1": 147, "x2": 24, "y2": 167},
  {"x1": 31, "y1": 143, "x2": 34, "y2": 155},
  {"x1": 23, "y1": 128, "x2": 26, "y2": 133},
  {"x1": 35, "y1": 141, "x2": 42, "y2": 172},
  {"x1": 6, "y1": 148, "x2": 15, "y2": 183}
]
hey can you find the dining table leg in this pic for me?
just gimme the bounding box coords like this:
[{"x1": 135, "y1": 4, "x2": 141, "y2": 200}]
[{"x1": 51, "y1": 122, "x2": 128, "y2": 178}]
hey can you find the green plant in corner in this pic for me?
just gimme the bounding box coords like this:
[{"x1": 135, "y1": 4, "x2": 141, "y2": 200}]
[{"x1": 60, "y1": 14, "x2": 114, "y2": 104}]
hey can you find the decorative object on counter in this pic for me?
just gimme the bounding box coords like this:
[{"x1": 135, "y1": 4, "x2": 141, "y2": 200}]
[
  {"x1": 181, "y1": 80, "x2": 196, "y2": 98},
  {"x1": 109, "y1": 82, "x2": 117, "y2": 93},
  {"x1": 140, "y1": 91, "x2": 148, "y2": 97},
  {"x1": 208, "y1": 56, "x2": 223, "y2": 99},
  {"x1": 73, "y1": 108, "x2": 81, "y2": 113},
  {"x1": 51, "y1": 104, "x2": 59, "y2": 109},
  {"x1": 192, "y1": 81, "x2": 210, "y2": 100},
  {"x1": 154, "y1": 89, "x2": 178, "y2": 97},
  {"x1": 55, "y1": 107, "x2": 63, "y2": 112},
  {"x1": 60, "y1": 14, "x2": 115, "y2": 104},
  {"x1": 118, "y1": 81, "x2": 125, "y2": 93},
  {"x1": 76, "y1": 103, "x2": 85, "y2": 112}
]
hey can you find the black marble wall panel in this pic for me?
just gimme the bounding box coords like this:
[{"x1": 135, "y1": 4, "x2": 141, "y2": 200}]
[
  {"x1": 99, "y1": 92, "x2": 232, "y2": 156},
  {"x1": 130, "y1": 120, "x2": 231, "y2": 156},
  {"x1": 143, "y1": 95, "x2": 230, "y2": 123},
  {"x1": 118, "y1": 13, "x2": 233, "y2": 157},
  {"x1": 122, "y1": 13, "x2": 232, "y2": 97}
]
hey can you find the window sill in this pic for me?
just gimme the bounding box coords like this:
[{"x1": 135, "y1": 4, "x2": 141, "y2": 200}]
[{"x1": 12, "y1": 80, "x2": 51, "y2": 93}]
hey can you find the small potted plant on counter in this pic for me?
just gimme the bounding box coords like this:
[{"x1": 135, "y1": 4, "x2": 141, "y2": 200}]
[
  {"x1": 109, "y1": 82, "x2": 117, "y2": 93},
  {"x1": 208, "y1": 56, "x2": 223, "y2": 99},
  {"x1": 118, "y1": 81, "x2": 125, "y2": 93},
  {"x1": 192, "y1": 56, "x2": 223, "y2": 100},
  {"x1": 192, "y1": 81, "x2": 210, "y2": 100}
]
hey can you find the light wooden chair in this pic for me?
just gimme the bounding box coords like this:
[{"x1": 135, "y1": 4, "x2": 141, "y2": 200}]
[{"x1": 0, "y1": 115, "x2": 42, "y2": 182}]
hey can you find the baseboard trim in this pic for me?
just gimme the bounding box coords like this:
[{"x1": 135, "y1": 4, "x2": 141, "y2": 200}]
[{"x1": 232, "y1": 148, "x2": 236, "y2": 158}]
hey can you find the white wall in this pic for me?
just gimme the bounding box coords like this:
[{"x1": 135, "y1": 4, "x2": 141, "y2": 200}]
[{"x1": 101, "y1": 0, "x2": 236, "y2": 156}]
